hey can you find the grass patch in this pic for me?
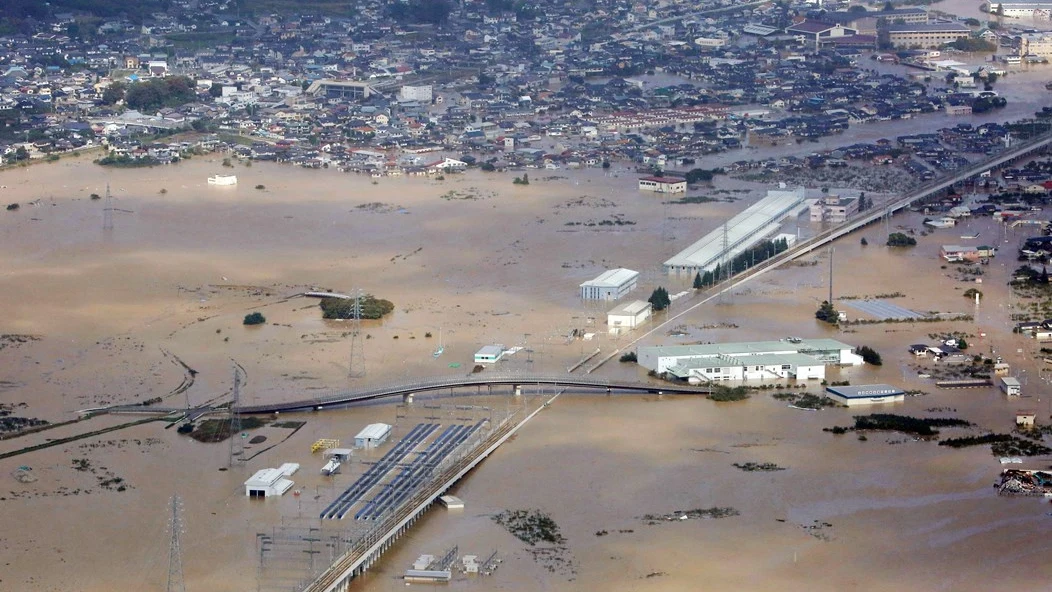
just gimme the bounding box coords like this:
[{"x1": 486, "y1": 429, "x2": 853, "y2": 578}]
[
  {"x1": 642, "y1": 507, "x2": 740, "y2": 522},
  {"x1": 826, "y1": 414, "x2": 971, "y2": 437},
  {"x1": 707, "y1": 385, "x2": 751, "y2": 402},
  {"x1": 188, "y1": 416, "x2": 266, "y2": 443},
  {"x1": 669, "y1": 195, "x2": 719, "y2": 204},
  {"x1": 733, "y1": 462, "x2": 786, "y2": 472},
  {"x1": 493, "y1": 509, "x2": 565, "y2": 545}
]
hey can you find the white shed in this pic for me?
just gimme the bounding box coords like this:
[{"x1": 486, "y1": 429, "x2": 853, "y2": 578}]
[
  {"x1": 474, "y1": 345, "x2": 505, "y2": 364},
  {"x1": 607, "y1": 300, "x2": 652, "y2": 335},
  {"x1": 1000, "y1": 377, "x2": 1021, "y2": 396},
  {"x1": 354, "y1": 423, "x2": 392, "y2": 449},
  {"x1": 244, "y1": 463, "x2": 299, "y2": 498}
]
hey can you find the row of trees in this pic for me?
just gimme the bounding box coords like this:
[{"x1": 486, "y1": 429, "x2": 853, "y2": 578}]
[{"x1": 692, "y1": 237, "x2": 791, "y2": 289}]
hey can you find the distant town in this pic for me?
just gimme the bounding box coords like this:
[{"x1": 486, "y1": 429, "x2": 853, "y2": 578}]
[{"x1": 0, "y1": 0, "x2": 1049, "y2": 177}]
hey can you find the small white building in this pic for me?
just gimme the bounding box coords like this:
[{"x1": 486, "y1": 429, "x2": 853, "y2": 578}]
[
  {"x1": 607, "y1": 300, "x2": 652, "y2": 335},
  {"x1": 354, "y1": 423, "x2": 392, "y2": 449},
  {"x1": 1000, "y1": 377, "x2": 1022, "y2": 397},
  {"x1": 825, "y1": 384, "x2": 905, "y2": 406},
  {"x1": 638, "y1": 176, "x2": 687, "y2": 193},
  {"x1": 580, "y1": 268, "x2": 639, "y2": 300},
  {"x1": 244, "y1": 463, "x2": 299, "y2": 498},
  {"x1": 439, "y1": 495, "x2": 464, "y2": 509},
  {"x1": 474, "y1": 344, "x2": 505, "y2": 364}
]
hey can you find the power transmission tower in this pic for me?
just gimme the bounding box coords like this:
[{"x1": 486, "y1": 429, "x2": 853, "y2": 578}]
[
  {"x1": 228, "y1": 364, "x2": 244, "y2": 467},
  {"x1": 167, "y1": 495, "x2": 186, "y2": 592},
  {"x1": 102, "y1": 183, "x2": 114, "y2": 231},
  {"x1": 348, "y1": 290, "x2": 365, "y2": 378}
]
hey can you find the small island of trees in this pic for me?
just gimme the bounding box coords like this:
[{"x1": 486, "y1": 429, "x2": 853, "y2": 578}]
[
  {"x1": 320, "y1": 295, "x2": 395, "y2": 320},
  {"x1": 887, "y1": 232, "x2": 917, "y2": 247},
  {"x1": 243, "y1": 312, "x2": 266, "y2": 325}
]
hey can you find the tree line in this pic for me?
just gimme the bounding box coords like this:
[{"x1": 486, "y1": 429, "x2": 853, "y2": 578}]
[{"x1": 693, "y1": 237, "x2": 790, "y2": 289}]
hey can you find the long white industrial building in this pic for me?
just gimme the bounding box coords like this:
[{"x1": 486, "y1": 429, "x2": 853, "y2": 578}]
[
  {"x1": 637, "y1": 338, "x2": 863, "y2": 382},
  {"x1": 663, "y1": 187, "x2": 809, "y2": 275}
]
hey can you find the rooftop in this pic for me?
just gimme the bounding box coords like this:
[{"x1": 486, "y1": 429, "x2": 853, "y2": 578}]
[
  {"x1": 581, "y1": 268, "x2": 639, "y2": 288},
  {"x1": 825, "y1": 384, "x2": 905, "y2": 398},
  {"x1": 664, "y1": 188, "x2": 807, "y2": 271},
  {"x1": 355, "y1": 423, "x2": 392, "y2": 440},
  {"x1": 886, "y1": 23, "x2": 970, "y2": 33},
  {"x1": 641, "y1": 338, "x2": 855, "y2": 358},
  {"x1": 640, "y1": 175, "x2": 686, "y2": 183},
  {"x1": 609, "y1": 299, "x2": 651, "y2": 316}
]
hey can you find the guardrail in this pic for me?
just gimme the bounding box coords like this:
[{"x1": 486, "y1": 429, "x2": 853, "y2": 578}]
[{"x1": 237, "y1": 374, "x2": 711, "y2": 414}]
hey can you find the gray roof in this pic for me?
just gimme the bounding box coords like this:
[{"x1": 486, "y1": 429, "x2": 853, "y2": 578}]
[
  {"x1": 826, "y1": 384, "x2": 905, "y2": 398},
  {"x1": 886, "y1": 23, "x2": 970, "y2": 33},
  {"x1": 641, "y1": 338, "x2": 854, "y2": 358}
]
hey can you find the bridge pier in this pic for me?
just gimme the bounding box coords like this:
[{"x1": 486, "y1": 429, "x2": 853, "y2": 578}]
[
  {"x1": 514, "y1": 385, "x2": 521, "y2": 396},
  {"x1": 403, "y1": 393, "x2": 414, "y2": 404}
]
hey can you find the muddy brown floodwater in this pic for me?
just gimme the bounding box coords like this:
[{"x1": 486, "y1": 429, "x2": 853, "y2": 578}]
[{"x1": 0, "y1": 136, "x2": 1050, "y2": 592}]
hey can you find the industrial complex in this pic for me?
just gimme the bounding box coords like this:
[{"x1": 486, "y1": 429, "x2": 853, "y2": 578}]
[{"x1": 637, "y1": 338, "x2": 864, "y2": 383}]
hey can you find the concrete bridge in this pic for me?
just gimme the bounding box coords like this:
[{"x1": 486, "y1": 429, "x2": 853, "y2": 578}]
[{"x1": 237, "y1": 374, "x2": 711, "y2": 415}]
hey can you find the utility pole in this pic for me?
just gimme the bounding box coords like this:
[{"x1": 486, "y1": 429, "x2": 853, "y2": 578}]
[{"x1": 167, "y1": 495, "x2": 186, "y2": 592}]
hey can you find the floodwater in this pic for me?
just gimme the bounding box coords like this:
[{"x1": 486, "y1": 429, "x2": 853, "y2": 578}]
[{"x1": 0, "y1": 100, "x2": 1051, "y2": 591}]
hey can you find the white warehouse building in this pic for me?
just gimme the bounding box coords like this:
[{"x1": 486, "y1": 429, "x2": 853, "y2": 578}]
[
  {"x1": 354, "y1": 423, "x2": 392, "y2": 449},
  {"x1": 663, "y1": 187, "x2": 808, "y2": 276},
  {"x1": 607, "y1": 300, "x2": 652, "y2": 335},
  {"x1": 637, "y1": 338, "x2": 863, "y2": 383},
  {"x1": 580, "y1": 268, "x2": 639, "y2": 300}
]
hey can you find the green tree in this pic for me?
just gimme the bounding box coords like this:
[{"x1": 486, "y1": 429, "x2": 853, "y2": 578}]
[
  {"x1": 956, "y1": 337, "x2": 968, "y2": 350},
  {"x1": 209, "y1": 82, "x2": 223, "y2": 98},
  {"x1": 101, "y1": 82, "x2": 126, "y2": 105},
  {"x1": 693, "y1": 272, "x2": 703, "y2": 289},
  {"x1": 816, "y1": 300, "x2": 838, "y2": 324},
  {"x1": 243, "y1": 312, "x2": 266, "y2": 325},
  {"x1": 855, "y1": 345, "x2": 883, "y2": 365},
  {"x1": 887, "y1": 232, "x2": 917, "y2": 247},
  {"x1": 648, "y1": 287, "x2": 671, "y2": 311}
]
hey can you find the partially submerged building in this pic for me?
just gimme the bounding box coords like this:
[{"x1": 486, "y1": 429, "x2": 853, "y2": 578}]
[
  {"x1": 354, "y1": 423, "x2": 392, "y2": 449},
  {"x1": 244, "y1": 463, "x2": 299, "y2": 498},
  {"x1": 607, "y1": 300, "x2": 652, "y2": 335},
  {"x1": 825, "y1": 384, "x2": 905, "y2": 406},
  {"x1": 637, "y1": 338, "x2": 863, "y2": 382},
  {"x1": 580, "y1": 268, "x2": 639, "y2": 300},
  {"x1": 474, "y1": 345, "x2": 506, "y2": 364}
]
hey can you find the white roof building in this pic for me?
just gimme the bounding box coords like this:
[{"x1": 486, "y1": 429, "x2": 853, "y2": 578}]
[
  {"x1": 663, "y1": 187, "x2": 808, "y2": 275},
  {"x1": 580, "y1": 268, "x2": 639, "y2": 300},
  {"x1": 638, "y1": 339, "x2": 863, "y2": 383},
  {"x1": 354, "y1": 423, "x2": 392, "y2": 449},
  {"x1": 244, "y1": 463, "x2": 299, "y2": 498},
  {"x1": 607, "y1": 300, "x2": 652, "y2": 335}
]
